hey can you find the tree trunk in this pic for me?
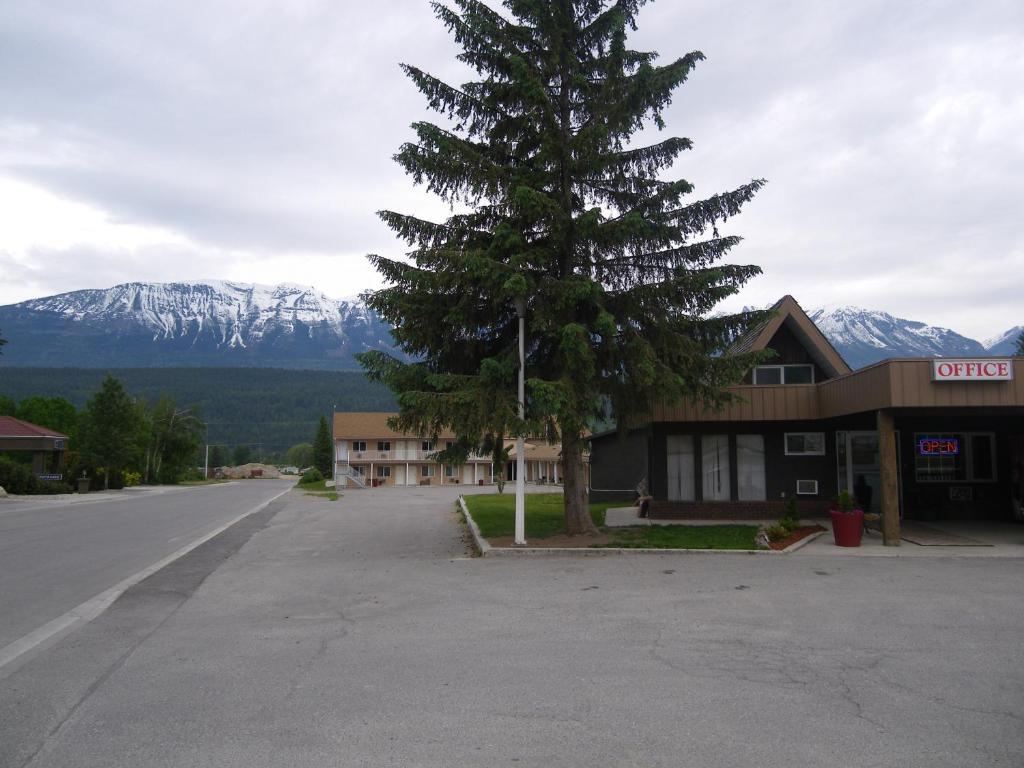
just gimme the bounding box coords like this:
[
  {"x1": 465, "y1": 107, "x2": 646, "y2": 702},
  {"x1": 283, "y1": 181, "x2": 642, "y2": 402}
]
[{"x1": 562, "y1": 432, "x2": 597, "y2": 535}]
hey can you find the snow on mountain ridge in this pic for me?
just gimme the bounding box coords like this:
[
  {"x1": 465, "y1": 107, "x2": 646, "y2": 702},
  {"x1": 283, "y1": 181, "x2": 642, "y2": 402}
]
[{"x1": 13, "y1": 280, "x2": 373, "y2": 350}]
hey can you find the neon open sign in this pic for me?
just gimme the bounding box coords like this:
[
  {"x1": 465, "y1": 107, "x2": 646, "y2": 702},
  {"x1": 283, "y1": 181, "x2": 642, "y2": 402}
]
[{"x1": 918, "y1": 438, "x2": 959, "y2": 456}]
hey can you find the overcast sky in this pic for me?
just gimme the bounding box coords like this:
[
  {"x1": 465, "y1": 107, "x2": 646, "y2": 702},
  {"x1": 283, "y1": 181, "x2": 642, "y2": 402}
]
[{"x1": 1, "y1": 0, "x2": 1021, "y2": 341}]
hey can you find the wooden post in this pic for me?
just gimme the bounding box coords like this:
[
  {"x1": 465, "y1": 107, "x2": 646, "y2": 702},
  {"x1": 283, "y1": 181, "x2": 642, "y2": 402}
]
[{"x1": 877, "y1": 409, "x2": 901, "y2": 546}]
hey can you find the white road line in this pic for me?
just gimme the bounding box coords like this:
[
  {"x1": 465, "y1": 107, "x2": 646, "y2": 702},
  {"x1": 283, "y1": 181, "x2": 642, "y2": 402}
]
[{"x1": 0, "y1": 485, "x2": 293, "y2": 679}]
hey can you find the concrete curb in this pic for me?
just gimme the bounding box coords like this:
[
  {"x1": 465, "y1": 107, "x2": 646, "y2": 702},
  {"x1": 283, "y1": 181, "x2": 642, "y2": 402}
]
[
  {"x1": 457, "y1": 496, "x2": 491, "y2": 556},
  {"x1": 456, "y1": 495, "x2": 828, "y2": 557},
  {"x1": 780, "y1": 529, "x2": 828, "y2": 553}
]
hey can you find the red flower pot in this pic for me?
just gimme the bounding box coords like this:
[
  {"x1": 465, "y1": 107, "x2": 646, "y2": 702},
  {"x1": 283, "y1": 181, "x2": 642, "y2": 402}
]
[{"x1": 830, "y1": 509, "x2": 864, "y2": 547}]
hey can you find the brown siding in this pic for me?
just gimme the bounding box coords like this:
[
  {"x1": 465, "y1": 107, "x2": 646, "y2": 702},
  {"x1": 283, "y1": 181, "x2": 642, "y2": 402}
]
[
  {"x1": 655, "y1": 359, "x2": 1024, "y2": 423},
  {"x1": 654, "y1": 385, "x2": 819, "y2": 422},
  {"x1": 887, "y1": 359, "x2": 1024, "y2": 409},
  {"x1": 818, "y1": 362, "x2": 892, "y2": 417}
]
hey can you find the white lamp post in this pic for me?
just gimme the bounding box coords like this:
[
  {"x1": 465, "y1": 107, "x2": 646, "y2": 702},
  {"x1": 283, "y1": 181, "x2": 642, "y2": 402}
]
[{"x1": 514, "y1": 297, "x2": 527, "y2": 547}]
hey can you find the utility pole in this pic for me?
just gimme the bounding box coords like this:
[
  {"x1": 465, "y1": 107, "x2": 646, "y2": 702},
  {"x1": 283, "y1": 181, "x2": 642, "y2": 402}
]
[
  {"x1": 331, "y1": 403, "x2": 337, "y2": 488},
  {"x1": 514, "y1": 297, "x2": 527, "y2": 547}
]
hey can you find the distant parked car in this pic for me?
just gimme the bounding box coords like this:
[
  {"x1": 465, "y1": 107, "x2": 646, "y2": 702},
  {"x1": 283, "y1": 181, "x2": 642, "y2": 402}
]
[{"x1": 280, "y1": 466, "x2": 300, "y2": 475}]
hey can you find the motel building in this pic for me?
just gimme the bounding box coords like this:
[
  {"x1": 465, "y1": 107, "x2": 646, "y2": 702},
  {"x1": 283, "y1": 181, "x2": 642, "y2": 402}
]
[
  {"x1": 333, "y1": 412, "x2": 497, "y2": 488},
  {"x1": 333, "y1": 412, "x2": 573, "y2": 489},
  {"x1": 589, "y1": 297, "x2": 1024, "y2": 538}
]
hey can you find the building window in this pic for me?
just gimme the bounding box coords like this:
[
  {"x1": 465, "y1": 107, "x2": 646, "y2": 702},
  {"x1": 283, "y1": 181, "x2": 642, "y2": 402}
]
[
  {"x1": 736, "y1": 434, "x2": 766, "y2": 501},
  {"x1": 422, "y1": 440, "x2": 435, "y2": 452},
  {"x1": 785, "y1": 432, "x2": 826, "y2": 456},
  {"x1": 666, "y1": 435, "x2": 696, "y2": 501},
  {"x1": 421, "y1": 465, "x2": 436, "y2": 477},
  {"x1": 444, "y1": 465, "x2": 456, "y2": 477},
  {"x1": 445, "y1": 440, "x2": 455, "y2": 449},
  {"x1": 377, "y1": 465, "x2": 391, "y2": 478},
  {"x1": 701, "y1": 434, "x2": 731, "y2": 501},
  {"x1": 753, "y1": 365, "x2": 815, "y2": 385},
  {"x1": 377, "y1": 440, "x2": 391, "y2": 452},
  {"x1": 914, "y1": 433, "x2": 995, "y2": 483},
  {"x1": 352, "y1": 441, "x2": 366, "y2": 452}
]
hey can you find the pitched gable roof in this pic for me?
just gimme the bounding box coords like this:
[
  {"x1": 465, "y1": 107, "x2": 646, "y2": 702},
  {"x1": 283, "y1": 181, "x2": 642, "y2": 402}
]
[
  {"x1": 0, "y1": 416, "x2": 69, "y2": 439},
  {"x1": 729, "y1": 295, "x2": 851, "y2": 378},
  {"x1": 332, "y1": 412, "x2": 457, "y2": 440}
]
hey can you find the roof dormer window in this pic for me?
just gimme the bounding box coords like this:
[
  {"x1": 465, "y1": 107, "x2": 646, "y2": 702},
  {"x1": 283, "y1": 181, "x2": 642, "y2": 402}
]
[{"x1": 753, "y1": 364, "x2": 815, "y2": 385}]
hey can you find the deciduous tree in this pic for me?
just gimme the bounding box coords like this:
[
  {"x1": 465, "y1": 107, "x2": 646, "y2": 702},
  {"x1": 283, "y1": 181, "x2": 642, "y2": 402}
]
[{"x1": 360, "y1": 0, "x2": 767, "y2": 534}]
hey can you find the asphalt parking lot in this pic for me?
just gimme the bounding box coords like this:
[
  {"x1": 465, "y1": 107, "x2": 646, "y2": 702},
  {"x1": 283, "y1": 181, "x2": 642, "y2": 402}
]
[{"x1": 3, "y1": 485, "x2": 1022, "y2": 768}]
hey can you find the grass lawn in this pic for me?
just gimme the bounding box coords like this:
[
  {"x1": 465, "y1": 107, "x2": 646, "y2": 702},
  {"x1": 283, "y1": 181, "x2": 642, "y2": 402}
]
[
  {"x1": 463, "y1": 493, "x2": 629, "y2": 539},
  {"x1": 597, "y1": 524, "x2": 760, "y2": 550},
  {"x1": 298, "y1": 478, "x2": 339, "y2": 501}
]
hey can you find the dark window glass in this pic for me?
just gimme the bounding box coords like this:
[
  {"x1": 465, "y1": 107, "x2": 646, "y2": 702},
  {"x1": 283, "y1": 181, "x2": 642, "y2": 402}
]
[
  {"x1": 971, "y1": 435, "x2": 994, "y2": 481},
  {"x1": 783, "y1": 365, "x2": 814, "y2": 384},
  {"x1": 754, "y1": 367, "x2": 782, "y2": 385}
]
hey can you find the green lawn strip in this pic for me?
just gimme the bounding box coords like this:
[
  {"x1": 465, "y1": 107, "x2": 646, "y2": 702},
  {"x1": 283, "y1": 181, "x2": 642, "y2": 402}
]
[
  {"x1": 595, "y1": 524, "x2": 760, "y2": 550},
  {"x1": 297, "y1": 478, "x2": 339, "y2": 500},
  {"x1": 463, "y1": 493, "x2": 629, "y2": 539}
]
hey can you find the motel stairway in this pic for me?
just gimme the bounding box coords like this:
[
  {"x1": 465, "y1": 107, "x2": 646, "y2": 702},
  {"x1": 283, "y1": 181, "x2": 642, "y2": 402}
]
[{"x1": 336, "y1": 462, "x2": 367, "y2": 488}]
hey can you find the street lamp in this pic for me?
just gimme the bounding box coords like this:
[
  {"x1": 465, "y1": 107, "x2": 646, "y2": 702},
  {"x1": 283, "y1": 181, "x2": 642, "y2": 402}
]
[{"x1": 514, "y1": 297, "x2": 527, "y2": 547}]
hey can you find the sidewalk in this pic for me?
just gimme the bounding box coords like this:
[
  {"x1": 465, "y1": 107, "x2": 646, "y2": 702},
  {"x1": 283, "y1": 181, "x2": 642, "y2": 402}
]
[{"x1": 605, "y1": 505, "x2": 1024, "y2": 557}]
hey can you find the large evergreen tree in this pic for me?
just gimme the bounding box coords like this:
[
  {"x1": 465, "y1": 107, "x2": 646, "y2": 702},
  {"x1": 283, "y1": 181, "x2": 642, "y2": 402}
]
[
  {"x1": 312, "y1": 415, "x2": 333, "y2": 477},
  {"x1": 79, "y1": 375, "x2": 142, "y2": 489},
  {"x1": 359, "y1": 0, "x2": 767, "y2": 534}
]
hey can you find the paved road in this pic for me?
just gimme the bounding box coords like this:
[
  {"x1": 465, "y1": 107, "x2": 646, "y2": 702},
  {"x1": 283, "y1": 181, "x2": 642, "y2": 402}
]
[
  {"x1": 3, "y1": 484, "x2": 1023, "y2": 768},
  {"x1": 0, "y1": 479, "x2": 293, "y2": 651}
]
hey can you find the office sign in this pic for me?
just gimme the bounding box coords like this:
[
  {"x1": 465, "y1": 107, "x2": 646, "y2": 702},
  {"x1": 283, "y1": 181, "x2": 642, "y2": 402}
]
[{"x1": 932, "y1": 359, "x2": 1013, "y2": 382}]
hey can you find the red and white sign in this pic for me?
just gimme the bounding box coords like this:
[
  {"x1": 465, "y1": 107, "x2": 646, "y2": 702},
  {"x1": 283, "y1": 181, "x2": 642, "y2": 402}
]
[{"x1": 932, "y1": 359, "x2": 1013, "y2": 382}]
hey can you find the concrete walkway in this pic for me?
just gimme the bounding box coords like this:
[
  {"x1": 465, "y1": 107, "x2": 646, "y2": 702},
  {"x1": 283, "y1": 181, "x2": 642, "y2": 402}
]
[{"x1": 3, "y1": 485, "x2": 1023, "y2": 768}]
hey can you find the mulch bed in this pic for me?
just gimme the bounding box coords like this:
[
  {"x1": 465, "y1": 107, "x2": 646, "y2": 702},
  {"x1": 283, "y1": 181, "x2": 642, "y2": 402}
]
[{"x1": 768, "y1": 524, "x2": 827, "y2": 550}]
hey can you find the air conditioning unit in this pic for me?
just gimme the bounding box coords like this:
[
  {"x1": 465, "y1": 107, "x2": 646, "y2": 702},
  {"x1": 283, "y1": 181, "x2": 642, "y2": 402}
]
[{"x1": 796, "y1": 479, "x2": 818, "y2": 495}]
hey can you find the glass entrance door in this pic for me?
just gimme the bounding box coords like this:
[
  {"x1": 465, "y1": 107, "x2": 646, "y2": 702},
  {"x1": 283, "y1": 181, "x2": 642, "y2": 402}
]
[{"x1": 837, "y1": 431, "x2": 881, "y2": 512}]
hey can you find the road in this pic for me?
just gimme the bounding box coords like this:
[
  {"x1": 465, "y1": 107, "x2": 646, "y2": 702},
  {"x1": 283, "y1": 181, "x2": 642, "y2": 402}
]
[{"x1": 0, "y1": 479, "x2": 293, "y2": 652}]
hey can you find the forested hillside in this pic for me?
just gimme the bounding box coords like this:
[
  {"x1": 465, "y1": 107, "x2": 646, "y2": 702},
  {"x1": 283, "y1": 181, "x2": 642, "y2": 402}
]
[{"x1": 0, "y1": 368, "x2": 396, "y2": 456}]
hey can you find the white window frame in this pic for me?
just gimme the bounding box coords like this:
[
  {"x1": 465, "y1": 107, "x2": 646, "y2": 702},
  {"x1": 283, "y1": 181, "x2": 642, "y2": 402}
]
[
  {"x1": 352, "y1": 440, "x2": 366, "y2": 452},
  {"x1": 785, "y1": 432, "x2": 826, "y2": 456},
  {"x1": 421, "y1": 465, "x2": 436, "y2": 478},
  {"x1": 377, "y1": 440, "x2": 391, "y2": 452},
  {"x1": 377, "y1": 465, "x2": 391, "y2": 478},
  {"x1": 796, "y1": 479, "x2": 819, "y2": 495},
  {"x1": 444, "y1": 464, "x2": 457, "y2": 477},
  {"x1": 422, "y1": 440, "x2": 435, "y2": 452},
  {"x1": 753, "y1": 364, "x2": 816, "y2": 385}
]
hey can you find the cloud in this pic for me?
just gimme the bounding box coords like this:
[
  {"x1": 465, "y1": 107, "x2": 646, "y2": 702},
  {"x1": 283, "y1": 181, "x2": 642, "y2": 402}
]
[{"x1": 0, "y1": 0, "x2": 1021, "y2": 339}]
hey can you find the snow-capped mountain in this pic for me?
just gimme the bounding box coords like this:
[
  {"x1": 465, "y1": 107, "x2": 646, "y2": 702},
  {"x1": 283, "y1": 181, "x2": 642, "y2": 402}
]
[
  {"x1": 983, "y1": 326, "x2": 1023, "y2": 357},
  {"x1": 808, "y1": 306, "x2": 990, "y2": 369},
  {"x1": 0, "y1": 280, "x2": 399, "y2": 369},
  {"x1": 0, "y1": 283, "x2": 1016, "y2": 370}
]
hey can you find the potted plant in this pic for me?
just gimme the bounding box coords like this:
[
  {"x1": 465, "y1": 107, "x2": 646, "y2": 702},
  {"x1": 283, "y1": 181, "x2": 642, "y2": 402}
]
[{"x1": 830, "y1": 490, "x2": 864, "y2": 547}]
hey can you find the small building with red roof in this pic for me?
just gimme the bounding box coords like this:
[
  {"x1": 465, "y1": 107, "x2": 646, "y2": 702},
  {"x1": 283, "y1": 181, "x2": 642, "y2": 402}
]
[{"x1": 0, "y1": 416, "x2": 69, "y2": 477}]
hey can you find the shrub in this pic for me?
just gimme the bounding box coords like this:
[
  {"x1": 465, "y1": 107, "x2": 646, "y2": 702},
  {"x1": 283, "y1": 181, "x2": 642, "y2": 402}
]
[
  {"x1": 300, "y1": 467, "x2": 323, "y2": 484},
  {"x1": 765, "y1": 523, "x2": 791, "y2": 542},
  {"x1": 778, "y1": 497, "x2": 800, "y2": 534},
  {"x1": 0, "y1": 458, "x2": 71, "y2": 494},
  {"x1": 123, "y1": 471, "x2": 142, "y2": 487}
]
